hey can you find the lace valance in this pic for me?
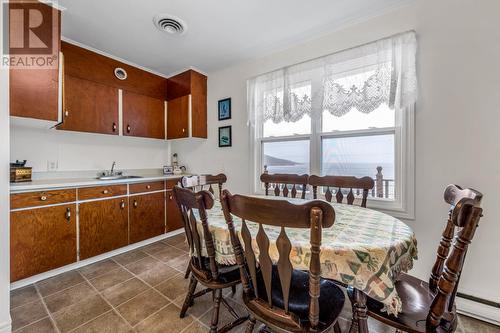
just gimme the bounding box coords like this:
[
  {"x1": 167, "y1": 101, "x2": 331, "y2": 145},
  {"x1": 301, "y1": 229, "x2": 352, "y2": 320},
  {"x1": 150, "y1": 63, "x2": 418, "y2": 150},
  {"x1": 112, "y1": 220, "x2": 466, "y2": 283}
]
[{"x1": 247, "y1": 31, "x2": 417, "y2": 125}]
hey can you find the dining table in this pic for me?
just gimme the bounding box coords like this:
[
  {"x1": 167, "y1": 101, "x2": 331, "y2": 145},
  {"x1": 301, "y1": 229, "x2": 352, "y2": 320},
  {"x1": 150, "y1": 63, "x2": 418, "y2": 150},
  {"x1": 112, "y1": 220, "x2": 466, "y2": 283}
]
[{"x1": 193, "y1": 195, "x2": 418, "y2": 333}]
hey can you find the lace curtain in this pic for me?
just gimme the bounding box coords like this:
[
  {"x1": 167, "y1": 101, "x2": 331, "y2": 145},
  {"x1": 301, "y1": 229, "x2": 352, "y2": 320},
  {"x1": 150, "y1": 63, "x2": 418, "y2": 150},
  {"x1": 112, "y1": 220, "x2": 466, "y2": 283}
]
[{"x1": 247, "y1": 31, "x2": 417, "y2": 125}]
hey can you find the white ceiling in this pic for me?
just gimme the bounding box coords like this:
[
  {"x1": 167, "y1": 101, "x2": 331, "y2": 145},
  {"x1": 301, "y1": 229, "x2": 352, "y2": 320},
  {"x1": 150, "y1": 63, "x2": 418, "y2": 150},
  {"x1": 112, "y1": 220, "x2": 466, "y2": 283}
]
[{"x1": 58, "y1": 0, "x2": 410, "y2": 76}]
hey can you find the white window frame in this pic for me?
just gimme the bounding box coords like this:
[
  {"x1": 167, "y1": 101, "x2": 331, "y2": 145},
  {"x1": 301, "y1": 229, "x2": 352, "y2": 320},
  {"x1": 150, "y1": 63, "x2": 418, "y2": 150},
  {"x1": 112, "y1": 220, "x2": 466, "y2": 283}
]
[{"x1": 251, "y1": 102, "x2": 415, "y2": 220}]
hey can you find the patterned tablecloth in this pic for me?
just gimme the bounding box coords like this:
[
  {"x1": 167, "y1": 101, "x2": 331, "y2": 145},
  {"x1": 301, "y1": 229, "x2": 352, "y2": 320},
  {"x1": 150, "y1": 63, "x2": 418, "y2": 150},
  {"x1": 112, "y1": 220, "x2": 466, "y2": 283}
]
[{"x1": 194, "y1": 196, "x2": 418, "y2": 316}]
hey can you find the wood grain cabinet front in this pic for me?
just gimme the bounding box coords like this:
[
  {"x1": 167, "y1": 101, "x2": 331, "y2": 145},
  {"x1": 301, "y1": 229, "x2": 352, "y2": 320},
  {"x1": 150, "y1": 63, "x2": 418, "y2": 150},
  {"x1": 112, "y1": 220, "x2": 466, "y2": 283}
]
[
  {"x1": 166, "y1": 190, "x2": 184, "y2": 232},
  {"x1": 129, "y1": 192, "x2": 166, "y2": 244},
  {"x1": 11, "y1": 189, "x2": 76, "y2": 210},
  {"x1": 9, "y1": 3, "x2": 61, "y2": 121},
  {"x1": 79, "y1": 198, "x2": 129, "y2": 260},
  {"x1": 166, "y1": 95, "x2": 190, "y2": 139},
  {"x1": 11, "y1": 204, "x2": 77, "y2": 282},
  {"x1": 123, "y1": 91, "x2": 165, "y2": 139},
  {"x1": 77, "y1": 184, "x2": 127, "y2": 200},
  {"x1": 58, "y1": 75, "x2": 119, "y2": 135},
  {"x1": 129, "y1": 181, "x2": 165, "y2": 194},
  {"x1": 166, "y1": 70, "x2": 207, "y2": 139}
]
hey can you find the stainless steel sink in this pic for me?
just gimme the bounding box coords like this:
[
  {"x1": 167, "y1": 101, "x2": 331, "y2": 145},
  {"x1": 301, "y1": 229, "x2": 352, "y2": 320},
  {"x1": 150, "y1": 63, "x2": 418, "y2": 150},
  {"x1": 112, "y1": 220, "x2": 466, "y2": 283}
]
[{"x1": 97, "y1": 175, "x2": 143, "y2": 181}]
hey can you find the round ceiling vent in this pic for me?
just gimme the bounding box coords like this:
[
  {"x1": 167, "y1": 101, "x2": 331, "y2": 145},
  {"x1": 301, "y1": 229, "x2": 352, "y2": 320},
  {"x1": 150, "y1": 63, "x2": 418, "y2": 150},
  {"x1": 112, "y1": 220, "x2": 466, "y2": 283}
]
[{"x1": 154, "y1": 15, "x2": 187, "y2": 35}]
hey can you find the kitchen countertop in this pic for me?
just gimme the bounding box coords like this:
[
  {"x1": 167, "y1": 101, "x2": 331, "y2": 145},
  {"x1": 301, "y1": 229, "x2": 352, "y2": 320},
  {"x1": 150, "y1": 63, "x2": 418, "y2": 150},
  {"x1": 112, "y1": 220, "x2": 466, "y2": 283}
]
[{"x1": 10, "y1": 174, "x2": 184, "y2": 193}]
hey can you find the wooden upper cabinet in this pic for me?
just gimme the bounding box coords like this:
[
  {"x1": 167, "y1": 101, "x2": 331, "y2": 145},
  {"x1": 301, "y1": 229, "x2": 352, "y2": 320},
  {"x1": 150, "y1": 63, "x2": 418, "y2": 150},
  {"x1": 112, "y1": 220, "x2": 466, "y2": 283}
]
[
  {"x1": 58, "y1": 75, "x2": 119, "y2": 135},
  {"x1": 189, "y1": 71, "x2": 208, "y2": 138},
  {"x1": 9, "y1": 3, "x2": 61, "y2": 121},
  {"x1": 167, "y1": 95, "x2": 190, "y2": 139},
  {"x1": 79, "y1": 197, "x2": 128, "y2": 260},
  {"x1": 11, "y1": 204, "x2": 76, "y2": 282},
  {"x1": 62, "y1": 41, "x2": 167, "y2": 100},
  {"x1": 166, "y1": 70, "x2": 207, "y2": 139},
  {"x1": 123, "y1": 91, "x2": 165, "y2": 139}
]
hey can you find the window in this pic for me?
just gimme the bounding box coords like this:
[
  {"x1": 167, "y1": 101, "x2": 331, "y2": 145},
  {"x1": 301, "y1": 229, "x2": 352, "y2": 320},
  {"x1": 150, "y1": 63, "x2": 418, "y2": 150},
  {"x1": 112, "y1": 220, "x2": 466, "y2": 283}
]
[{"x1": 248, "y1": 31, "x2": 417, "y2": 218}]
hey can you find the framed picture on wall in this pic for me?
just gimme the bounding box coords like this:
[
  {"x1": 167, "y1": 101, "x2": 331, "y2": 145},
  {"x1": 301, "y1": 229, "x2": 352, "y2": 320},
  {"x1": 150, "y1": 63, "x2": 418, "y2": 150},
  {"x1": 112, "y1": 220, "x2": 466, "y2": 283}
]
[
  {"x1": 218, "y1": 98, "x2": 231, "y2": 120},
  {"x1": 218, "y1": 126, "x2": 232, "y2": 147}
]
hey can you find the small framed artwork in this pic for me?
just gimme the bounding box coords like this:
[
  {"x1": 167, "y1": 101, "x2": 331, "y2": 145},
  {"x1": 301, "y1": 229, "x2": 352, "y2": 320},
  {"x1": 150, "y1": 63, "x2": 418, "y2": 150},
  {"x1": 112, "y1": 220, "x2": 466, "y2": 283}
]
[
  {"x1": 218, "y1": 126, "x2": 232, "y2": 147},
  {"x1": 218, "y1": 98, "x2": 231, "y2": 121}
]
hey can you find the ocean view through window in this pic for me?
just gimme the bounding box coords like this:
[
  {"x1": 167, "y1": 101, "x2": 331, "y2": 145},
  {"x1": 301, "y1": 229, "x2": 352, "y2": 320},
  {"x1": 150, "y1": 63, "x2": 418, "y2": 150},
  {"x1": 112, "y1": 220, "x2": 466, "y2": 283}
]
[{"x1": 248, "y1": 31, "x2": 417, "y2": 216}]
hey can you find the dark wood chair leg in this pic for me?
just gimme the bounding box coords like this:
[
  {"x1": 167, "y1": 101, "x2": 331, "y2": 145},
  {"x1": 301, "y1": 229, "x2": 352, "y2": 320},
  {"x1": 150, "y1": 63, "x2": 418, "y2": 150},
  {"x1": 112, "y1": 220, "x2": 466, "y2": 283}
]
[
  {"x1": 221, "y1": 297, "x2": 239, "y2": 319},
  {"x1": 246, "y1": 316, "x2": 256, "y2": 333},
  {"x1": 348, "y1": 288, "x2": 369, "y2": 333},
  {"x1": 210, "y1": 288, "x2": 223, "y2": 333},
  {"x1": 180, "y1": 275, "x2": 197, "y2": 318},
  {"x1": 184, "y1": 265, "x2": 191, "y2": 279}
]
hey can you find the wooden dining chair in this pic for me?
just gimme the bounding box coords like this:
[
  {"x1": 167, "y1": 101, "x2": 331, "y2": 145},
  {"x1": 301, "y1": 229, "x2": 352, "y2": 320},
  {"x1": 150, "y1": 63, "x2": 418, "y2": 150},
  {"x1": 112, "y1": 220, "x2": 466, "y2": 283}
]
[
  {"x1": 180, "y1": 174, "x2": 228, "y2": 279},
  {"x1": 348, "y1": 184, "x2": 483, "y2": 333},
  {"x1": 260, "y1": 173, "x2": 309, "y2": 199},
  {"x1": 173, "y1": 186, "x2": 248, "y2": 333},
  {"x1": 309, "y1": 175, "x2": 374, "y2": 208},
  {"x1": 181, "y1": 173, "x2": 228, "y2": 198},
  {"x1": 221, "y1": 190, "x2": 345, "y2": 333}
]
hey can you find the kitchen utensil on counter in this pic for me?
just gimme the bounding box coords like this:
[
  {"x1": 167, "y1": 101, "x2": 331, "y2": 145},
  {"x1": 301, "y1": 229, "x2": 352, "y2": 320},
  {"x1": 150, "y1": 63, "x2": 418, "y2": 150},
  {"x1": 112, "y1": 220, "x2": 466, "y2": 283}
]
[{"x1": 10, "y1": 160, "x2": 32, "y2": 183}]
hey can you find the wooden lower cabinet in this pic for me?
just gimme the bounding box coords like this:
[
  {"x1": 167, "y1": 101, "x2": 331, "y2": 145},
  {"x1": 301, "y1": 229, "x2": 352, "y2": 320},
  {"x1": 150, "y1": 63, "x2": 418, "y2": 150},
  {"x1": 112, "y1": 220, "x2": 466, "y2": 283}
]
[
  {"x1": 166, "y1": 190, "x2": 184, "y2": 231},
  {"x1": 79, "y1": 197, "x2": 128, "y2": 260},
  {"x1": 11, "y1": 204, "x2": 77, "y2": 282},
  {"x1": 129, "y1": 192, "x2": 166, "y2": 243}
]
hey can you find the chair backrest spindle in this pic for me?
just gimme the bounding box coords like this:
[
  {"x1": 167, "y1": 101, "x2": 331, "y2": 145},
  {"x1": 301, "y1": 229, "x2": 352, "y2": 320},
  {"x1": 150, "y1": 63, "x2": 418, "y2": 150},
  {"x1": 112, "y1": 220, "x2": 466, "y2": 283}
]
[
  {"x1": 173, "y1": 186, "x2": 218, "y2": 280},
  {"x1": 426, "y1": 184, "x2": 483, "y2": 329},
  {"x1": 260, "y1": 173, "x2": 309, "y2": 199},
  {"x1": 309, "y1": 175, "x2": 374, "y2": 208},
  {"x1": 221, "y1": 190, "x2": 335, "y2": 330}
]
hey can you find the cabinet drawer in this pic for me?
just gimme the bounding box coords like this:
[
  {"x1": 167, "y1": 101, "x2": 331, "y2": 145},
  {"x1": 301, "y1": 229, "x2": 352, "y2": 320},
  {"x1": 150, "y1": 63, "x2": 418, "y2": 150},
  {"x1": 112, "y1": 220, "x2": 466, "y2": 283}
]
[
  {"x1": 78, "y1": 185, "x2": 127, "y2": 200},
  {"x1": 11, "y1": 189, "x2": 76, "y2": 210},
  {"x1": 129, "y1": 181, "x2": 165, "y2": 194},
  {"x1": 166, "y1": 178, "x2": 182, "y2": 189}
]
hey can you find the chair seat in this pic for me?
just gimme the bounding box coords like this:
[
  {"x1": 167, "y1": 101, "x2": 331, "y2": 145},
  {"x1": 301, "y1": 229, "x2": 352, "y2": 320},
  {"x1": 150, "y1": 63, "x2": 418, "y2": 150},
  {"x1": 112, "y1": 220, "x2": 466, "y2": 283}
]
[
  {"x1": 361, "y1": 273, "x2": 456, "y2": 333},
  {"x1": 251, "y1": 266, "x2": 345, "y2": 331},
  {"x1": 190, "y1": 256, "x2": 241, "y2": 285}
]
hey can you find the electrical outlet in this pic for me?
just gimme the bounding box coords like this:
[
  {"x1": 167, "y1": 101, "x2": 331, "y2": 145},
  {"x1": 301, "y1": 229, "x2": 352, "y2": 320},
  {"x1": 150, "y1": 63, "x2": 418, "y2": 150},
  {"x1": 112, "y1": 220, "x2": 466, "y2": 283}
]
[{"x1": 47, "y1": 160, "x2": 58, "y2": 172}]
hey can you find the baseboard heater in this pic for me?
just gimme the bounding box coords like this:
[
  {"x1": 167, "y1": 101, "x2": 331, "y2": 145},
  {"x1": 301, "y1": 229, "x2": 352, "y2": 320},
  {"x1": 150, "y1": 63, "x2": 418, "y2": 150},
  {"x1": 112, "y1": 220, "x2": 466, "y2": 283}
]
[{"x1": 457, "y1": 292, "x2": 500, "y2": 308}]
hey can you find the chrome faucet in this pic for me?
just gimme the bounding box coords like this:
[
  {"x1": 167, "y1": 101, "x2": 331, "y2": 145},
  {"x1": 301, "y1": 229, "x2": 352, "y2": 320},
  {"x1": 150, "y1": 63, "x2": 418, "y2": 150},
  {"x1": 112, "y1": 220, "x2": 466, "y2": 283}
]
[{"x1": 110, "y1": 161, "x2": 116, "y2": 174}]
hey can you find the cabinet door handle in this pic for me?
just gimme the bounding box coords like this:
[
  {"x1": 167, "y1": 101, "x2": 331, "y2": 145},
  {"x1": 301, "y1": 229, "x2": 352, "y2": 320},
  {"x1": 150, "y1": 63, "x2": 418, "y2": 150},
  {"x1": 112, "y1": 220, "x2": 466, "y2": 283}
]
[
  {"x1": 65, "y1": 208, "x2": 71, "y2": 222},
  {"x1": 65, "y1": 110, "x2": 69, "y2": 117},
  {"x1": 40, "y1": 195, "x2": 47, "y2": 201},
  {"x1": 120, "y1": 200, "x2": 126, "y2": 209},
  {"x1": 146, "y1": 185, "x2": 151, "y2": 189},
  {"x1": 112, "y1": 122, "x2": 117, "y2": 132},
  {"x1": 182, "y1": 128, "x2": 185, "y2": 133},
  {"x1": 127, "y1": 125, "x2": 131, "y2": 133},
  {"x1": 169, "y1": 194, "x2": 173, "y2": 200},
  {"x1": 133, "y1": 200, "x2": 138, "y2": 208},
  {"x1": 102, "y1": 189, "x2": 109, "y2": 194}
]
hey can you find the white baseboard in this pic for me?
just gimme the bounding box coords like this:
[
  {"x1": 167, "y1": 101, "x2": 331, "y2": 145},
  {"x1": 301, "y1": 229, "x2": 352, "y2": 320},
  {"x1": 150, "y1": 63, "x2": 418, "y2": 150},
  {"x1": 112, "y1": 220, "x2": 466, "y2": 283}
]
[
  {"x1": 457, "y1": 296, "x2": 500, "y2": 326},
  {"x1": 0, "y1": 319, "x2": 11, "y2": 333},
  {"x1": 11, "y1": 229, "x2": 184, "y2": 290}
]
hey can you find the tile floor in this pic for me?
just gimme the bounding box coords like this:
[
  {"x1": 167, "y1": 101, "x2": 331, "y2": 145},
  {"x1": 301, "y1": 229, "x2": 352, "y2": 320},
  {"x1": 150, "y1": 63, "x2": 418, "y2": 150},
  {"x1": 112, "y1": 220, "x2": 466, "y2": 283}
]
[{"x1": 10, "y1": 233, "x2": 500, "y2": 333}]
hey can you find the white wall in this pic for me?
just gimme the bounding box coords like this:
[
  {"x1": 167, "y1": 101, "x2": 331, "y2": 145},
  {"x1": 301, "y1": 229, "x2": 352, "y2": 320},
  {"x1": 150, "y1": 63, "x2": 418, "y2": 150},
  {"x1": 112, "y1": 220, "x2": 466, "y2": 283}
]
[
  {"x1": 172, "y1": 0, "x2": 500, "y2": 316},
  {"x1": 0, "y1": 1, "x2": 12, "y2": 331},
  {"x1": 10, "y1": 127, "x2": 171, "y2": 174}
]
